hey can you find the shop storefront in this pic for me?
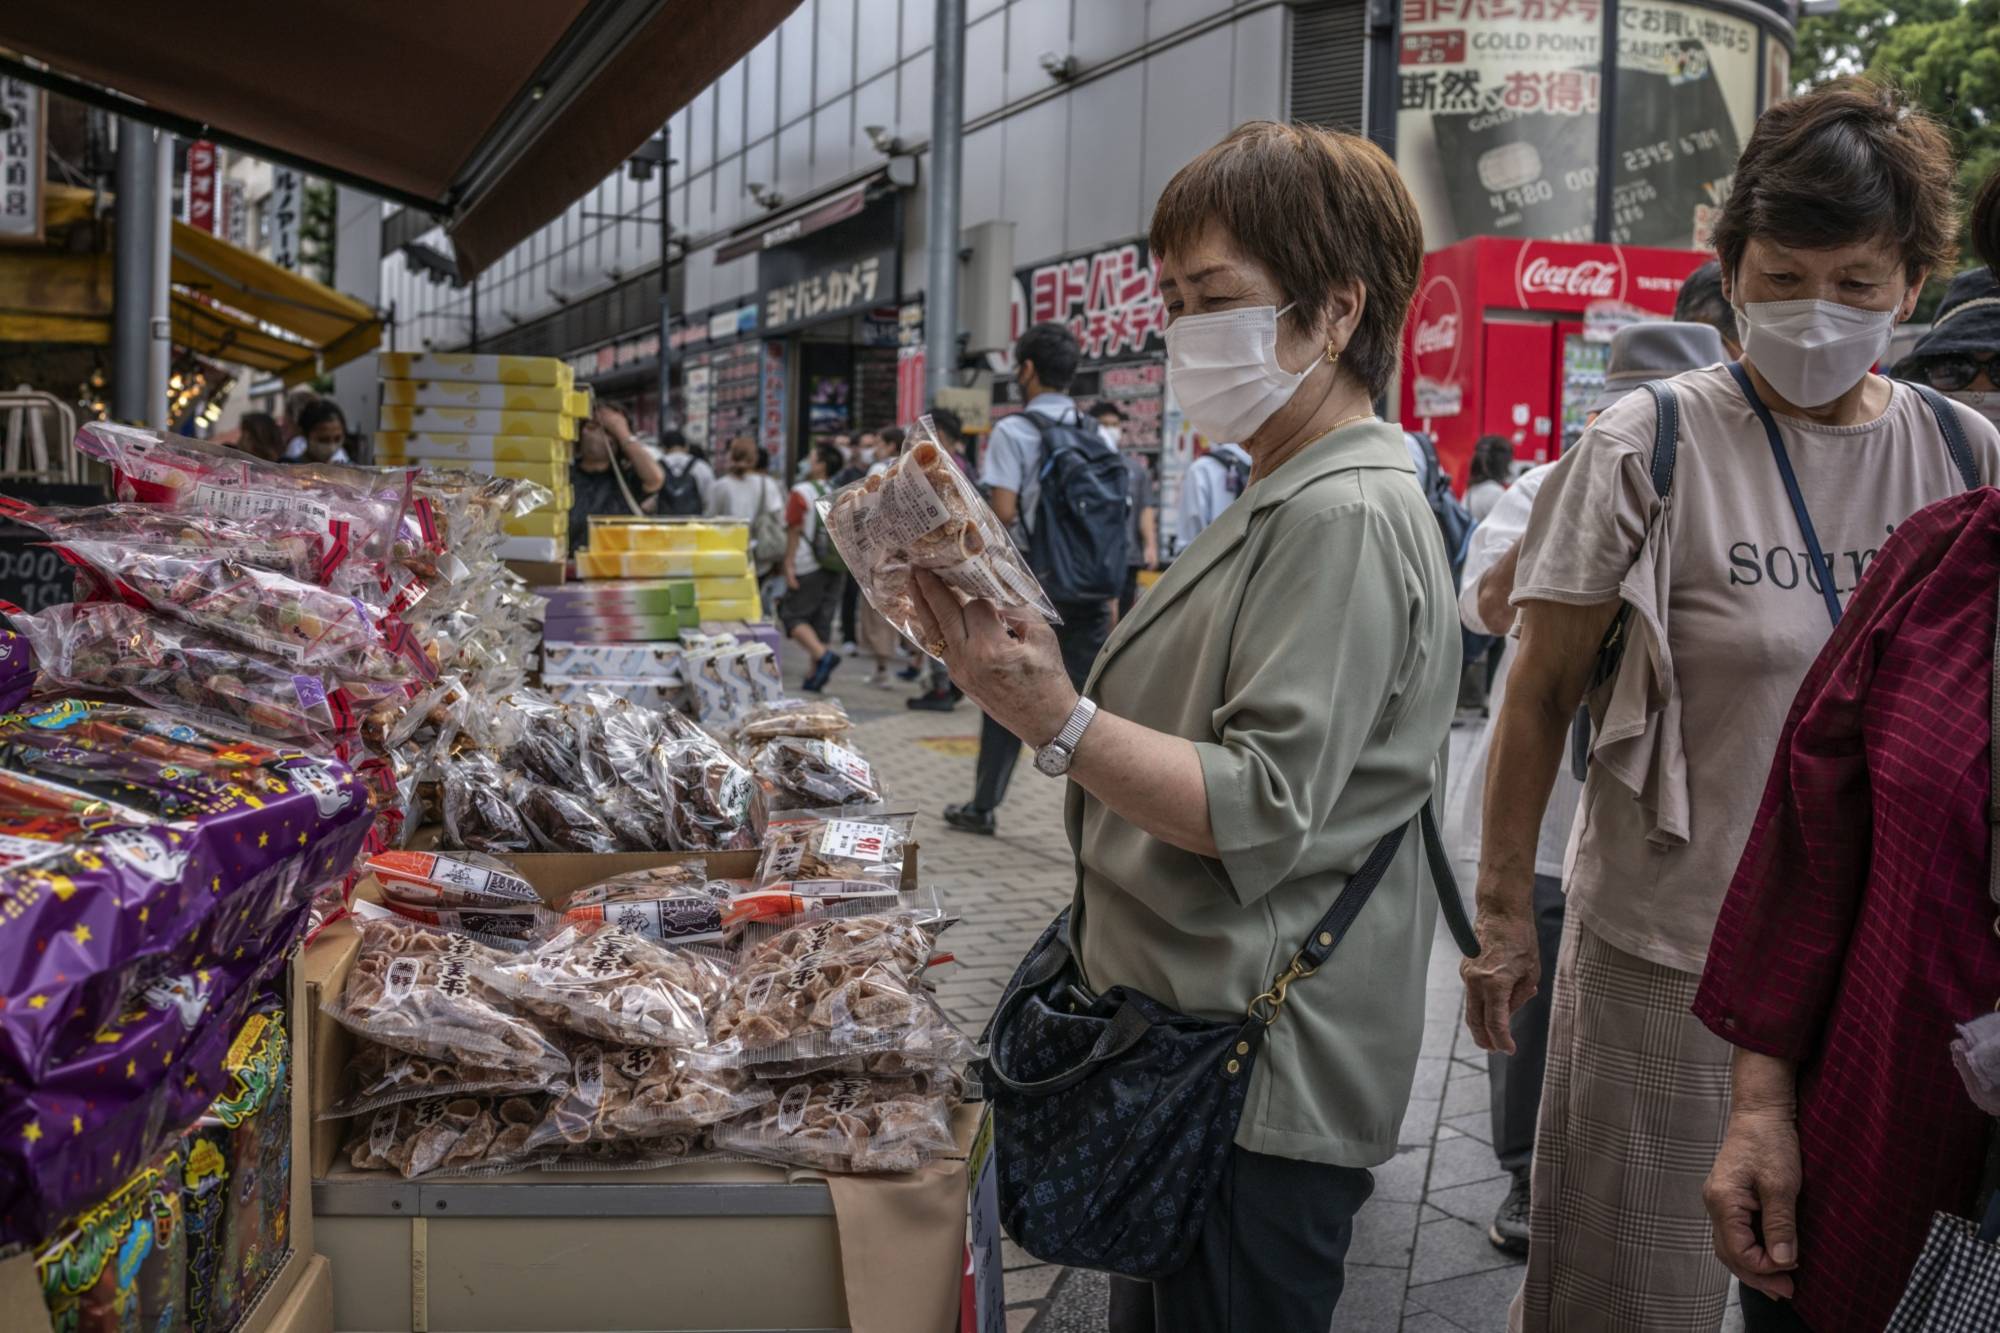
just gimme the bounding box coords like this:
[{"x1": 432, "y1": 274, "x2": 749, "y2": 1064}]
[{"x1": 1400, "y1": 235, "x2": 1710, "y2": 478}]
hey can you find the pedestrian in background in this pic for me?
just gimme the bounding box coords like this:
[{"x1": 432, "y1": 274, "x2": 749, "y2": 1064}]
[
  {"x1": 569, "y1": 403, "x2": 666, "y2": 554},
  {"x1": 856, "y1": 428, "x2": 915, "y2": 685},
  {"x1": 1461, "y1": 80, "x2": 1999, "y2": 1333},
  {"x1": 234, "y1": 411, "x2": 286, "y2": 464},
  {"x1": 1092, "y1": 400, "x2": 1159, "y2": 621},
  {"x1": 280, "y1": 386, "x2": 317, "y2": 460},
  {"x1": 709, "y1": 434, "x2": 787, "y2": 587},
  {"x1": 943, "y1": 321, "x2": 1118, "y2": 837},
  {"x1": 1675, "y1": 259, "x2": 1744, "y2": 360},
  {"x1": 654, "y1": 428, "x2": 712, "y2": 516},
  {"x1": 1174, "y1": 435, "x2": 1251, "y2": 550},
  {"x1": 780, "y1": 441, "x2": 848, "y2": 692},
  {"x1": 832, "y1": 432, "x2": 872, "y2": 655},
  {"x1": 1454, "y1": 321, "x2": 1725, "y2": 1260},
  {"x1": 1463, "y1": 434, "x2": 1513, "y2": 522},
  {"x1": 1893, "y1": 267, "x2": 2000, "y2": 431},
  {"x1": 294, "y1": 399, "x2": 352, "y2": 464},
  {"x1": 918, "y1": 120, "x2": 1455, "y2": 1332}
]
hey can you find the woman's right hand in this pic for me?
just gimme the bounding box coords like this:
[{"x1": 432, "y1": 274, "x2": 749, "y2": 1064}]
[
  {"x1": 1460, "y1": 908, "x2": 1539, "y2": 1055},
  {"x1": 1704, "y1": 1110, "x2": 1801, "y2": 1299},
  {"x1": 784, "y1": 568, "x2": 800, "y2": 592}
]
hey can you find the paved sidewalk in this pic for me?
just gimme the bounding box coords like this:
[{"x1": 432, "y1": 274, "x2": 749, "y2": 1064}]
[{"x1": 806, "y1": 654, "x2": 1738, "y2": 1333}]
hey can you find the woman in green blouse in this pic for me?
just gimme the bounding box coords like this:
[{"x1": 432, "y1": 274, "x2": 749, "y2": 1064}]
[{"x1": 908, "y1": 122, "x2": 1461, "y2": 1332}]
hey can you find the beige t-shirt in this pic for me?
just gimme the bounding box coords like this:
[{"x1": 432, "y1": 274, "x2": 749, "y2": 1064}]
[{"x1": 1513, "y1": 365, "x2": 2000, "y2": 972}]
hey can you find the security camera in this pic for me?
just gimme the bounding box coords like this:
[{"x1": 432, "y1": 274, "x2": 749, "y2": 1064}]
[
  {"x1": 864, "y1": 125, "x2": 904, "y2": 156},
  {"x1": 1038, "y1": 52, "x2": 1078, "y2": 81},
  {"x1": 747, "y1": 182, "x2": 786, "y2": 210}
]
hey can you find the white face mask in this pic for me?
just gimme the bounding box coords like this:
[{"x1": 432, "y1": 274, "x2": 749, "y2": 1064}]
[
  {"x1": 1947, "y1": 389, "x2": 2000, "y2": 430},
  {"x1": 1165, "y1": 303, "x2": 1325, "y2": 444},
  {"x1": 1100, "y1": 424, "x2": 1123, "y2": 448},
  {"x1": 1733, "y1": 298, "x2": 1897, "y2": 408}
]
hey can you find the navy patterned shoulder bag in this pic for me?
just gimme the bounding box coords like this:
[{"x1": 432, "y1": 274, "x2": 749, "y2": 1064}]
[{"x1": 976, "y1": 802, "x2": 1478, "y2": 1279}]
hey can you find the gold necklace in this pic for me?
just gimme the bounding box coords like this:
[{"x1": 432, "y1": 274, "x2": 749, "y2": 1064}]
[{"x1": 1325, "y1": 411, "x2": 1377, "y2": 434}]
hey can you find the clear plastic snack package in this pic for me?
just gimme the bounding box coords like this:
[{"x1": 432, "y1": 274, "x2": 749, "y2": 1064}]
[
  {"x1": 52, "y1": 537, "x2": 437, "y2": 682},
  {"x1": 440, "y1": 751, "x2": 536, "y2": 853},
  {"x1": 73, "y1": 420, "x2": 415, "y2": 569},
  {"x1": 703, "y1": 912, "x2": 947, "y2": 1066},
  {"x1": 549, "y1": 865, "x2": 729, "y2": 946},
  {"x1": 517, "y1": 779, "x2": 627, "y2": 854},
  {"x1": 0, "y1": 497, "x2": 328, "y2": 584},
  {"x1": 526, "y1": 1041, "x2": 772, "y2": 1151},
  {"x1": 347, "y1": 1093, "x2": 549, "y2": 1179},
  {"x1": 754, "y1": 809, "x2": 914, "y2": 890},
  {"x1": 323, "y1": 910, "x2": 569, "y2": 1078},
  {"x1": 818, "y1": 414, "x2": 1059, "y2": 657},
  {"x1": 9, "y1": 600, "x2": 407, "y2": 746},
  {"x1": 319, "y1": 1041, "x2": 551, "y2": 1120},
  {"x1": 750, "y1": 735, "x2": 883, "y2": 808},
  {"x1": 474, "y1": 920, "x2": 729, "y2": 1049},
  {"x1": 365, "y1": 848, "x2": 538, "y2": 909},
  {"x1": 711, "y1": 1071, "x2": 963, "y2": 1174},
  {"x1": 651, "y1": 734, "x2": 760, "y2": 852},
  {"x1": 736, "y1": 697, "x2": 853, "y2": 745},
  {"x1": 372, "y1": 898, "x2": 543, "y2": 950}
]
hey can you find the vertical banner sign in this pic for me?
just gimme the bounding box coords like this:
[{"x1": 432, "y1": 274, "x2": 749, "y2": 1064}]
[
  {"x1": 270, "y1": 168, "x2": 302, "y2": 269},
  {"x1": 225, "y1": 181, "x2": 246, "y2": 247},
  {"x1": 0, "y1": 79, "x2": 45, "y2": 245},
  {"x1": 760, "y1": 342, "x2": 788, "y2": 459},
  {"x1": 185, "y1": 140, "x2": 220, "y2": 234},
  {"x1": 1009, "y1": 241, "x2": 1167, "y2": 364},
  {"x1": 896, "y1": 301, "x2": 927, "y2": 426}
]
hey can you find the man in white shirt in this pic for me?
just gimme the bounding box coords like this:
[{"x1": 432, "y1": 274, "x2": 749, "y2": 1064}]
[
  {"x1": 942, "y1": 321, "x2": 1117, "y2": 837},
  {"x1": 655, "y1": 429, "x2": 714, "y2": 516},
  {"x1": 1175, "y1": 440, "x2": 1252, "y2": 550}
]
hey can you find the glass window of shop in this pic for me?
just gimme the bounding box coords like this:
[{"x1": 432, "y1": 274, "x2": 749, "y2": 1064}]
[{"x1": 1397, "y1": 0, "x2": 1774, "y2": 251}]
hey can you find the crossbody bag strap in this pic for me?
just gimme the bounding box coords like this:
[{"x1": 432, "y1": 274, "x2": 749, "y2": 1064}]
[
  {"x1": 1727, "y1": 361, "x2": 1843, "y2": 629},
  {"x1": 1249, "y1": 800, "x2": 1474, "y2": 1026},
  {"x1": 1906, "y1": 380, "x2": 1982, "y2": 491}
]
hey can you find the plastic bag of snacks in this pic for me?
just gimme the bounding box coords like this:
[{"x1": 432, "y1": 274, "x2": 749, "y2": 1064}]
[
  {"x1": 73, "y1": 421, "x2": 416, "y2": 569},
  {"x1": 750, "y1": 735, "x2": 882, "y2": 808},
  {"x1": 547, "y1": 864, "x2": 729, "y2": 946},
  {"x1": 651, "y1": 735, "x2": 760, "y2": 852},
  {"x1": 526, "y1": 1042, "x2": 771, "y2": 1151},
  {"x1": 441, "y1": 752, "x2": 537, "y2": 853},
  {"x1": 474, "y1": 921, "x2": 727, "y2": 1049},
  {"x1": 11, "y1": 601, "x2": 409, "y2": 746},
  {"x1": 323, "y1": 912, "x2": 569, "y2": 1078},
  {"x1": 818, "y1": 415, "x2": 1059, "y2": 657},
  {"x1": 320, "y1": 1041, "x2": 551, "y2": 1120},
  {"x1": 712, "y1": 1072, "x2": 963, "y2": 1173},
  {"x1": 703, "y1": 912, "x2": 946, "y2": 1066},
  {"x1": 367, "y1": 849, "x2": 545, "y2": 947},
  {"x1": 736, "y1": 697, "x2": 853, "y2": 745},
  {"x1": 347, "y1": 1093, "x2": 548, "y2": 1178},
  {"x1": 754, "y1": 809, "x2": 913, "y2": 890},
  {"x1": 1, "y1": 498, "x2": 329, "y2": 585},
  {"x1": 35, "y1": 1145, "x2": 188, "y2": 1333},
  {"x1": 52, "y1": 538, "x2": 436, "y2": 682}
]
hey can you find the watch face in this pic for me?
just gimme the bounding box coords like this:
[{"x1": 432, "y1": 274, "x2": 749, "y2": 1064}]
[{"x1": 1034, "y1": 745, "x2": 1069, "y2": 778}]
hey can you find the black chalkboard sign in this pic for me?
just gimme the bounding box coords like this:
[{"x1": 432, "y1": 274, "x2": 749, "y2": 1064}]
[{"x1": 0, "y1": 481, "x2": 104, "y2": 614}]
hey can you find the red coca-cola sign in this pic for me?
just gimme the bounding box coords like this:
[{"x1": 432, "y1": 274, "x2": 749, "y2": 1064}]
[
  {"x1": 1410, "y1": 275, "x2": 1463, "y2": 383},
  {"x1": 1513, "y1": 242, "x2": 1628, "y2": 306}
]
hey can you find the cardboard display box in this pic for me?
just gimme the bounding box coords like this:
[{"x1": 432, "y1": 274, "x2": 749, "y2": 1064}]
[
  {"x1": 380, "y1": 380, "x2": 579, "y2": 416},
  {"x1": 0, "y1": 962, "x2": 322, "y2": 1333},
  {"x1": 377, "y1": 353, "x2": 573, "y2": 390},
  {"x1": 307, "y1": 848, "x2": 964, "y2": 1333},
  {"x1": 376, "y1": 432, "x2": 570, "y2": 464}
]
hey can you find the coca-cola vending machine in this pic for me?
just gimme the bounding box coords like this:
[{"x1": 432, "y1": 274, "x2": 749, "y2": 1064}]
[{"x1": 1400, "y1": 237, "x2": 1709, "y2": 490}]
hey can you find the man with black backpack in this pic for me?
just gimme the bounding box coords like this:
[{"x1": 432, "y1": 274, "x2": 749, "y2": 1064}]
[
  {"x1": 943, "y1": 321, "x2": 1129, "y2": 836},
  {"x1": 1174, "y1": 438, "x2": 1253, "y2": 551},
  {"x1": 655, "y1": 428, "x2": 713, "y2": 517}
]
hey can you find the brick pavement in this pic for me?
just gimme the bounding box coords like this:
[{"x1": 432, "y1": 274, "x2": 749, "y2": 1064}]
[{"x1": 805, "y1": 653, "x2": 1742, "y2": 1333}]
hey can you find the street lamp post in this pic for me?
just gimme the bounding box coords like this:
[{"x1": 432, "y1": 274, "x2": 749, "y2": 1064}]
[{"x1": 925, "y1": 0, "x2": 966, "y2": 402}]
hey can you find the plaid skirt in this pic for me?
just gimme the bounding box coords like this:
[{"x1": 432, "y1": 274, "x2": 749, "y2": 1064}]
[{"x1": 1510, "y1": 912, "x2": 1736, "y2": 1333}]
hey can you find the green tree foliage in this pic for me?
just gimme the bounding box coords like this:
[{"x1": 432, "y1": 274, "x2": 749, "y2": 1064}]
[
  {"x1": 301, "y1": 180, "x2": 337, "y2": 287},
  {"x1": 1795, "y1": 0, "x2": 2000, "y2": 275}
]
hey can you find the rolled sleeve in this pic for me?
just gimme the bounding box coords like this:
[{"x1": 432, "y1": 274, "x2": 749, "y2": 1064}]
[
  {"x1": 1196, "y1": 503, "x2": 1410, "y2": 905},
  {"x1": 1511, "y1": 394, "x2": 1660, "y2": 609}
]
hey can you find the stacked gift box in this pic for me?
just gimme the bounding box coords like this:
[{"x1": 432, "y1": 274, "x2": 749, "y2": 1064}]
[
  {"x1": 374, "y1": 352, "x2": 586, "y2": 565},
  {"x1": 567, "y1": 518, "x2": 764, "y2": 626}
]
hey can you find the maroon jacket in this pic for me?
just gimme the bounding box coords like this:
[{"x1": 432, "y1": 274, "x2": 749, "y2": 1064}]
[{"x1": 1696, "y1": 487, "x2": 2000, "y2": 1333}]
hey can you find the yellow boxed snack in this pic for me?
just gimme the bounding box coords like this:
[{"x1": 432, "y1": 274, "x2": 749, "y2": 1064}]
[
  {"x1": 573, "y1": 549, "x2": 750, "y2": 580},
  {"x1": 377, "y1": 352, "x2": 572, "y2": 389},
  {"x1": 378, "y1": 404, "x2": 576, "y2": 440},
  {"x1": 566, "y1": 389, "x2": 592, "y2": 419},
  {"x1": 376, "y1": 432, "x2": 570, "y2": 464},
  {"x1": 586, "y1": 519, "x2": 752, "y2": 555},
  {"x1": 690, "y1": 575, "x2": 760, "y2": 603},
  {"x1": 503, "y1": 509, "x2": 569, "y2": 539},
  {"x1": 420, "y1": 457, "x2": 570, "y2": 488},
  {"x1": 381, "y1": 380, "x2": 574, "y2": 413},
  {"x1": 696, "y1": 598, "x2": 764, "y2": 623}
]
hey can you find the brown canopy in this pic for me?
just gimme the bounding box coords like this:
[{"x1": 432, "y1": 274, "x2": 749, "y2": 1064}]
[{"x1": 0, "y1": 0, "x2": 801, "y2": 277}]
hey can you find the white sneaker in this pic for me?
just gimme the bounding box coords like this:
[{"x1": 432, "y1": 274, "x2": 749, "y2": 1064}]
[{"x1": 841, "y1": 640, "x2": 858, "y2": 656}]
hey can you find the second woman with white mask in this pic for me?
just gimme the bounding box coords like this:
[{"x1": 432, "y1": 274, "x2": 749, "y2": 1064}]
[{"x1": 1460, "y1": 79, "x2": 2000, "y2": 1333}]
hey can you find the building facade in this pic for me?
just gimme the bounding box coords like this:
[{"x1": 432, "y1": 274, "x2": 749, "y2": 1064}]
[{"x1": 376, "y1": 0, "x2": 1792, "y2": 525}]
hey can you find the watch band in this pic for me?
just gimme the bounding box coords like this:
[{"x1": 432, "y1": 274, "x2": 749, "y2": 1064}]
[{"x1": 1052, "y1": 697, "x2": 1097, "y2": 755}]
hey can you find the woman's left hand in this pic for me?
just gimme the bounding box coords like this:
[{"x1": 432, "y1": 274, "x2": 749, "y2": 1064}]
[{"x1": 907, "y1": 568, "x2": 1078, "y2": 746}]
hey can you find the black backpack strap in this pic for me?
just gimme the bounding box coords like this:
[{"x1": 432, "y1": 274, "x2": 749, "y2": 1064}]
[
  {"x1": 1641, "y1": 379, "x2": 1679, "y2": 499},
  {"x1": 1905, "y1": 380, "x2": 1982, "y2": 491}
]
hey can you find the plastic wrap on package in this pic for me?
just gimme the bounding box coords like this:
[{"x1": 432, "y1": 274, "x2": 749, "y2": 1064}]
[
  {"x1": 818, "y1": 415, "x2": 1059, "y2": 657},
  {"x1": 346, "y1": 1092, "x2": 550, "y2": 1179},
  {"x1": 712, "y1": 1071, "x2": 962, "y2": 1174},
  {"x1": 474, "y1": 922, "x2": 726, "y2": 1050},
  {"x1": 525, "y1": 1042, "x2": 771, "y2": 1151}
]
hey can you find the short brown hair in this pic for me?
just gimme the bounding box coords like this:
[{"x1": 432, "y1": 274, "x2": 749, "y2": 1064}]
[
  {"x1": 1150, "y1": 121, "x2": 1423, "y2": 398},
  {"x1": 1713, "y1": 79, "x2": 1958, "y2": 284},
  {"x1": 1974, "y1": 165, "x2": 2000, "y2": 277}
]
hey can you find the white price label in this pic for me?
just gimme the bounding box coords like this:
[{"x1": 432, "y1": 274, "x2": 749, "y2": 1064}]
[
  {"x1": 818, "y1": 820, "x2": 891, "y2": 863},
  {"x1": 814, "y1": 741, "x2": 876, "y2": 792}
]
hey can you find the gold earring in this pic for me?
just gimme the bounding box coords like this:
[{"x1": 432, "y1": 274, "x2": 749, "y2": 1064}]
[{"x1": 1327, "y1": 343, "x2": 1341, "y2": 373}]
